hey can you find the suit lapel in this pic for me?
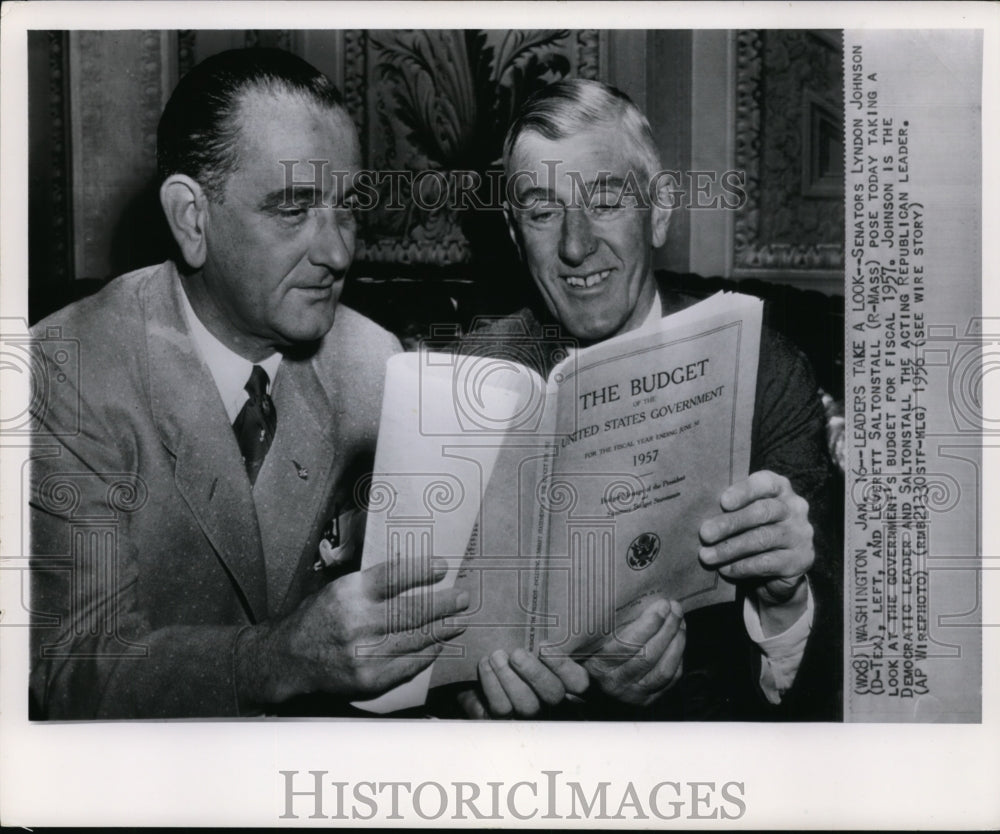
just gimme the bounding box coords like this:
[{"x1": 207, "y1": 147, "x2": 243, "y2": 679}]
[
  {"x1": 252, "y1": 355, "x2": 339, "y2": 617},
  {"x1": 145, "y1": 266, "x2": 268, "y2": 621}
]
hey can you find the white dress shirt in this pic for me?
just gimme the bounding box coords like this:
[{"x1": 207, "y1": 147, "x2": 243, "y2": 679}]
[{"x1": 179, "y1": 286, "x2": 282, "y2": 423}]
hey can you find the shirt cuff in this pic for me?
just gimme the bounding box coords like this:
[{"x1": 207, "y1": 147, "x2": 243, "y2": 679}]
[{"x1": 742, "y1": 581, "x2": 814, "y2": 705}]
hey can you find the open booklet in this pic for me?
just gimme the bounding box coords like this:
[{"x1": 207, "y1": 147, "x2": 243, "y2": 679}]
[{"x1": 353, "y1": 291, "x2": 763, "y2": 712}]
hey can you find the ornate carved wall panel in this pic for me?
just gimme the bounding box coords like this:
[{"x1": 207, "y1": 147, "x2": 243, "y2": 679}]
[
  {"x1": 733, "y1": 30, "x2": 844, "y2": 277},
  {"x1": 344, "y1": 30, "x2": 601, "y2": 267}
]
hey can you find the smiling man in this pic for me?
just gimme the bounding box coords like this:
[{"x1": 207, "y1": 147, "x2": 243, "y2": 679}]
[
  {"x1": 459, "y1": 79, "x2": 841, "y2": 721},
  {"x1": 505, "y1": 127, "x2": 665, "y2": 344},
  {"x1": 29, "y1": 48, "x2": 469, "y2": 719}
]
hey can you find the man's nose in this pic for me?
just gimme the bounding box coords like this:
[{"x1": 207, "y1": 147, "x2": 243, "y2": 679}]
[
  {"x1": 558, "y1": 207, "x2": 598, "y2": 266},
  {"x1": 308, "y1": 210, "x2": 354, "y2": 273}
]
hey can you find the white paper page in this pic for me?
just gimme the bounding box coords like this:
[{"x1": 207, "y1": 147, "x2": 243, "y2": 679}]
[{"x1": 352, "y1": 350, "x2": 537, "y2": 712}]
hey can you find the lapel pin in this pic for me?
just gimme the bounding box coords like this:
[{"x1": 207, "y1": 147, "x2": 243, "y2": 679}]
[{"x1": 292, "y1": 460, "x2": 309, "y2": 480}]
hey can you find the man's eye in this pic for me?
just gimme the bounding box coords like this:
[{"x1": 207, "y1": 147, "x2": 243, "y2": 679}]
[
  {"x1": 590, "y1": 194, "x2": 631, "y2": 214},
  {"x1": 527, "y1": 205, "x2": 562, "y2": 223},
  {"x1": 275, "y1": 205, "x2": 309, "y2": 222}
]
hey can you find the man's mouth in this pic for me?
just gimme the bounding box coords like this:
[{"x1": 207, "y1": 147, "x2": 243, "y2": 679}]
[
  {"x1": 563, "y1": 269, "x2": 612, "y2": 289},
  {"x1": 300, "y1": 275, "x2": 343, "y2": 293}
]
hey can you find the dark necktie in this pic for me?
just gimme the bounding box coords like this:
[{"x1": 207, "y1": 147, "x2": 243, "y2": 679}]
[{"x1": 232, "y1": 365, "x2": 277, "y2": 485}]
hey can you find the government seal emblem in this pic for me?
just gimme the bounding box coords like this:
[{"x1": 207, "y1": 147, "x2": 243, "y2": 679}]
[{"x1": 626, "y1": 532, "x2": 660, "y2": 570}]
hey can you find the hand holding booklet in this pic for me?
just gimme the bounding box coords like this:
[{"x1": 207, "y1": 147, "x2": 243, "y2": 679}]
[{"x1": 353, "y1": 292, "x2": 763, "y2": 712}]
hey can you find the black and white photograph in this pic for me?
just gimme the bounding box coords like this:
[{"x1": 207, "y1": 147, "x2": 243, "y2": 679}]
[{"x1": 1, "y1": 1, "x2": 996, "y2": 828}]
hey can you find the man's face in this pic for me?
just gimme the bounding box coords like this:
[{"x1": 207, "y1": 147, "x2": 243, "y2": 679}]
[
  {"x1": 200, "y1": 89, "x2": 361, "y2": 355},
  {"x1": 505, "y1": 126, "x2": 669, "y2": 342}
]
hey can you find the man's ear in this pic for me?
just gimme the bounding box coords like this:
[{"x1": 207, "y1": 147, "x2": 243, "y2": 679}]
[
  {"x1": 160, "y1": 174, "x2": 209, "y2": 269},
  {"x1": 650, "y1": 182, "x2": 673, "y2": 249},
  {"x1": 502, "y1": 201, "x2": 523, "y2": 259}
]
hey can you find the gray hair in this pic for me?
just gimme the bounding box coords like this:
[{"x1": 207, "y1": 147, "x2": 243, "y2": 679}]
[{"x1": 502, "y1": 78, "x2": 663, "y2": 183}]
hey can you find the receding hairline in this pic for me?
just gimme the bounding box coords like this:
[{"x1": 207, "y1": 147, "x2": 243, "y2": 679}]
[
  {"x1": 230, "y1": 82, "x2": 351, "y2": 130},
  {"x1": 156, "y1": 48, "x2": 351, "y2": 199},
  {"x1": 214, "y1": 83, "x2": 356, "y2": 185}
]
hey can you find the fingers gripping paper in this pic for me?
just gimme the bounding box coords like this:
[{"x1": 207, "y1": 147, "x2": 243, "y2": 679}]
[
  {"x1": 356, "y1": 293, "x2": 761, "y2": 711},
  {"x1": 352, "y1": 352, "x2": 532, "y2": 712}
]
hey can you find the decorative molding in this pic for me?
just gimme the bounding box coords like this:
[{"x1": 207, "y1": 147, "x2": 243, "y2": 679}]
[
  {"x1": 733, "y1": 30, "x2": 844, "y2": 275},
  {"x1": 359, "y1": 237, "x2": 472, "y2": 267},
  {"x1": 244, "y1": 30, "x2": 293, "y2": 51},
  {"x1": 69, "y1": 31, "x2": 170, "y2": 278},
  {"x1": 137, "y1": 31, "x2": 164, "y2": 164},
  {"x1": 735, "y1": 268, "x2": 845, "y2": 296},
  {"x1": 71, "y1": 30, "x2": 106, "y2": 276},
  {"x1": 47, "y1": 31, "x2": 72, "y2": 284},
  {"x1": 576, "y1": 29, "x2": 601, "y2": 79},
  {"x1": 342, "y1": 29, "x2": 367, "y2": 154},
  {"x1": 177, "y1": 30, "x2": 196, "y2": 76},
  {"x1": 801, "y1": 89, "x2": 843, "y2": 198}
]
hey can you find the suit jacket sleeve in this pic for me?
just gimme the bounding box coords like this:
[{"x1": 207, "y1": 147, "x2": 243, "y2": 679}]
[
  {"x1": 731, "y1": 325, "x2": 843, "y2": 720},
  {"x1": 611, "y1": 326, "x2": 842, "y2": 722},
  {"x1": 29, "y1": 279, "x2": 400, "y2": 720},
  {"x1": 29, "y1": 344, "x2": 250, "y2": 719}
]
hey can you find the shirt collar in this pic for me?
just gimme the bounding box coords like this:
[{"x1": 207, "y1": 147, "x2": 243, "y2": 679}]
[
  {"x1": 179, "y1": 284, "x2": 282, "y2": 423},
  {"x1": 638, "y1": 289, "x2": 665, "y2": 332}
]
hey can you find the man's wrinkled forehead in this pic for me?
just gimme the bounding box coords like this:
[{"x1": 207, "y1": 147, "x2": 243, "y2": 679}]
[
  {"x1": 224, "y1": 86, "x2": 359, "y2": 191},
  {"x1": 506, "y1": 126, "x2": 646, "y2": 200},
  {"x1": 232, "y1": 84, "x2": 357, "y2": 152}
]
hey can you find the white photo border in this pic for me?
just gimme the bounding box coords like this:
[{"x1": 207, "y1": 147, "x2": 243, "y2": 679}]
[{"x1": 1, "y1": 2, "x2": 998, "y2": 828}]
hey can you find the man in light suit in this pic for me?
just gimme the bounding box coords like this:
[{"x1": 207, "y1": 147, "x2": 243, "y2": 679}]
[{"x1": 29, "y1": 48, "x2": 468, "y2": 719}]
